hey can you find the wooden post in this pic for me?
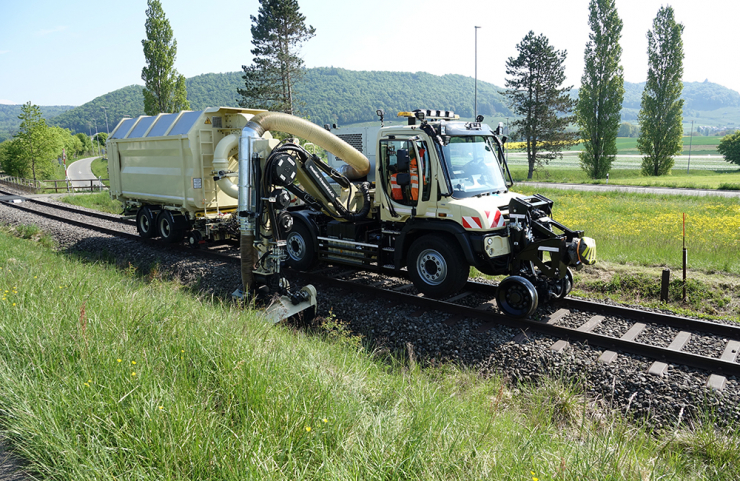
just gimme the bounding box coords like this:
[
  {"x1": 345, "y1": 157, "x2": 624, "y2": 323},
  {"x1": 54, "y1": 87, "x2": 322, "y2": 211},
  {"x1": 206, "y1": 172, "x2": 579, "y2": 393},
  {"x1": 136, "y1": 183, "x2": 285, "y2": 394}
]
[{"x1": 660, "y1": 269, "x2": 670, "y2": 302}]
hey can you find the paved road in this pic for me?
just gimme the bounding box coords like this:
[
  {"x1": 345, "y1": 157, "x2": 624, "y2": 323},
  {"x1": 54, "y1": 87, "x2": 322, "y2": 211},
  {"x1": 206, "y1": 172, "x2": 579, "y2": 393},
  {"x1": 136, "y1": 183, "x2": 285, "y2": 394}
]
[
  {"x1": 67, "y1": 156, "x2": 105, "y2": 190},
  {"x1": 519, "y1": 181, "x2": 740, "y2": 198}
]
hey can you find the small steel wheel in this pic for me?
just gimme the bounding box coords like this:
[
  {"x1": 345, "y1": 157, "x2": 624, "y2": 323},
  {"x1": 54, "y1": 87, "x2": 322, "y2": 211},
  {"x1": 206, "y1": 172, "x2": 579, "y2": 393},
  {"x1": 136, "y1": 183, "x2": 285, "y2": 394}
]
[
  {"x1": 557, "y1": 267, "x2": 574, "y2": 299},
  {"x1": 497, "y1": 276, "x2": 539, "y2": 318},
  {"x1": 136, "y1": 206, "x2": 157, "y2": 238}
]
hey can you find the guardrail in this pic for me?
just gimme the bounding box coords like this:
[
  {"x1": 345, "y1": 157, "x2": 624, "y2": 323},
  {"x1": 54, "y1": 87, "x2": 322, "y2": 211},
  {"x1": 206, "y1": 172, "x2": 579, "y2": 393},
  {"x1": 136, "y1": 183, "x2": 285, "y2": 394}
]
[{"x1": 0, "y1": 175, "x2": 108, "y2": 194}]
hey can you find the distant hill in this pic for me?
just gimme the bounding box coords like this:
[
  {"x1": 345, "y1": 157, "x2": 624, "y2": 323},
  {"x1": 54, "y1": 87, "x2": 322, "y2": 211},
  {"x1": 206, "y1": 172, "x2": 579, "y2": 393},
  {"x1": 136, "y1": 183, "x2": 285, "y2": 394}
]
[
  {"x1": 4, "y1": 69, "x2": 740, "y2": 139},
  {"x1": 0, "y1": 104, "x2": 74, "y2": 142},
  {"x1": 615, "y1": 80, "x2": 740, "y2": 123},
  {"x1": 48, "y1": 68, "x2": 511, "y2": 134}
]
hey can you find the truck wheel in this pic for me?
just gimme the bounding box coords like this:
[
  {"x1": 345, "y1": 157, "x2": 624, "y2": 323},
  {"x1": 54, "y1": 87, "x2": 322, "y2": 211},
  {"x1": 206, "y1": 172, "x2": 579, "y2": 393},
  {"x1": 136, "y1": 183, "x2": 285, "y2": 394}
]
[
  {"x1": 285, "y1": 221, "x2": 317, "y2": 271},
  {"x1": 157, "y1": 210, "x2": 185, "y2": 244},
  {"x1": 497, "y1": 276, "x2": 538, "y2": 318},
  {"x1": 136, "y1": 206, "x2": 157, "y2": 239},
  {"x1": 407, "y1": 236, "x2": 468, "y2": 298}
]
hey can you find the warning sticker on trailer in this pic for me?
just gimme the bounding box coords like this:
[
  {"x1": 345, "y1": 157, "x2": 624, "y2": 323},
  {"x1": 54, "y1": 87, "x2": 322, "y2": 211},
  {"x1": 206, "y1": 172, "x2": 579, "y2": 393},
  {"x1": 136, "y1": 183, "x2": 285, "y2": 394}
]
[
  {"x1": 204, "y1": 118, "x2": 212, "y2": 125},
  {"x1": 193, "y1": 178, "x2": 202, "y2": 189}
]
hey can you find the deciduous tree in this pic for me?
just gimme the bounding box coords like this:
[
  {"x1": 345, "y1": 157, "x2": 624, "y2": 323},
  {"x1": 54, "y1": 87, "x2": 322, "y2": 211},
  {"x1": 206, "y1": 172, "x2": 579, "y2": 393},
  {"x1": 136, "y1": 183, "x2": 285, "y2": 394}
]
[
  {"x1": 637, "y1": 6, "x2": 684, "y2": 176},
  {"x1": 141, "y1": 0, "x2": 190, "y2": 115},
  {"x1": 238, "y1": 0, "x2": 315, "y2": 115},
  {"x1": 11, "y1": 102, "x2": 62, "y2": 181},
  {"x1": 718, "y1": 130, "x2": 740, "y2": 165},
  {"x1": 504, "y1": 31, "x2": 577, "y2": 179},
  {"x1": 576, "y1": 0, "x2": 624, "y2": 179}
]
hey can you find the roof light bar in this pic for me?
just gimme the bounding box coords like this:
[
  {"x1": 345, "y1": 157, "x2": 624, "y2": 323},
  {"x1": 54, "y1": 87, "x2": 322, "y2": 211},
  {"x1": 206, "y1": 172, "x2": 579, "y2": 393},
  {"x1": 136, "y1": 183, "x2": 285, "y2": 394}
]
[{"x1": 397, "y1": 109, "x2": 459, "y2": 120}]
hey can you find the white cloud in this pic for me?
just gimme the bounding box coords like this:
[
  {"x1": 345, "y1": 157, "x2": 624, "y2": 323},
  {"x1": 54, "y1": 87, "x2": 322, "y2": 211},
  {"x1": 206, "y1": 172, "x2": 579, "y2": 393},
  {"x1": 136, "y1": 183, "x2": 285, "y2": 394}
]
[{"x1": 35, "y1": 26, "x2": 68, "y2": 36}]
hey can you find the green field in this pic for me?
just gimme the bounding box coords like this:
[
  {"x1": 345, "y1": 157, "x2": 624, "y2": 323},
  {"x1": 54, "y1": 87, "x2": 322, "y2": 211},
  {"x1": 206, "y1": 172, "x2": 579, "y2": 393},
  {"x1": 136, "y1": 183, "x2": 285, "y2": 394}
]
[{"x1": 2, "y1": 226, "x2": 739, "y2": 479}]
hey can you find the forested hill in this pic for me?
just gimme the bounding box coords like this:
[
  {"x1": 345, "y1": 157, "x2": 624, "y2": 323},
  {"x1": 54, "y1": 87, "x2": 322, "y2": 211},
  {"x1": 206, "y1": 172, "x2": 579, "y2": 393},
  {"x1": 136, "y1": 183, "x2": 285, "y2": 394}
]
[
  {"x1": 0, "y1": 105, "x2": 74, "y2": 142},
  {"x1": 5, "y1": 69, "x2": 740, "y2": 138},
  {"x1": 47, "y1": 68, "x2": 510, "y2": 134}
]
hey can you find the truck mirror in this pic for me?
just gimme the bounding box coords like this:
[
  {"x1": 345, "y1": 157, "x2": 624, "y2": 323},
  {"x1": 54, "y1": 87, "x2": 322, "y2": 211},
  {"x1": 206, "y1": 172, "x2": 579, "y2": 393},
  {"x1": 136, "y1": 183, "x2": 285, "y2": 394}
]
[{"x1": 396, "y1": 149, "x2": 410, "y2": 171}]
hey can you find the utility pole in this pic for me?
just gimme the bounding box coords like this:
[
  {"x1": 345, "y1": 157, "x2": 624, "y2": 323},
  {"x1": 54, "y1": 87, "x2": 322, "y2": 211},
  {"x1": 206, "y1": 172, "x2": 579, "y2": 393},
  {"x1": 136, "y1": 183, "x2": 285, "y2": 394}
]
[
  {"x1": 474, "y1": 26, "x2": 481, "y2": 121},
  {"x1": 101, "y1": 106, "x2": 110, "y2": 135}
]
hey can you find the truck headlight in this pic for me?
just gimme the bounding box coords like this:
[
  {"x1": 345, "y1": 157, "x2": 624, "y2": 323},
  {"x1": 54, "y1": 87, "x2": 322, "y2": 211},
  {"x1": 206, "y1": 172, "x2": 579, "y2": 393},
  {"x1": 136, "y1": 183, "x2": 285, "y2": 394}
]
[{"x1": 484, "y1": 235, "x2": 510, "y2": 258}]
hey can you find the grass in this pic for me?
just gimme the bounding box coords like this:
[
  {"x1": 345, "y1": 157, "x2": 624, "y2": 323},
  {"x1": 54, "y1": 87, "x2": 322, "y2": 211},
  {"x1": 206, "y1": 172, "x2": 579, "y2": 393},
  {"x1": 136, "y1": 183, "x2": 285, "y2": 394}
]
[
  {"x1": 89, "y1": 157, "x2": 109, "y2": 185},
  {"x1": 2, "y1": 227, "x2": 740, "y2": 478},
  {"x1": 59, "y1": 191, "x2": 122, "y2": 214},
  {"x1": 513, "y1": 186, "x2": 740, "y2": 276}
]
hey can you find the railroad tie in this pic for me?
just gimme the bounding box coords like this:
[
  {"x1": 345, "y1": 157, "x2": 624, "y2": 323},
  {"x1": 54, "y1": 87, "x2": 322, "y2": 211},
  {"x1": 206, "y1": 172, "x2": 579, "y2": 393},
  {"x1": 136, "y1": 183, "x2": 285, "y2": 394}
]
[
  {"x1": 549, "y1": 314, "x2": 603, "y2": 353},
  {"x1": 648, "y1": 331, "x2": 692, "y2": 376},
  {"x1": 706, "y1": 340, "x2": 740, "y2": 391},
  {"x1": 599, "y1": 323, "x2": 647, "y2": 364}
]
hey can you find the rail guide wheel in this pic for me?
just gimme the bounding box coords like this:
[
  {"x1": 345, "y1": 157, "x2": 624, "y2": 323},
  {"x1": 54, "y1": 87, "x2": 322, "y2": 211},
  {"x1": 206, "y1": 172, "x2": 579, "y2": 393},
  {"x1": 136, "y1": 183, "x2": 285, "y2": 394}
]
[{"x1": 497, "y1": 276, "x2": 539, "y2": 318}]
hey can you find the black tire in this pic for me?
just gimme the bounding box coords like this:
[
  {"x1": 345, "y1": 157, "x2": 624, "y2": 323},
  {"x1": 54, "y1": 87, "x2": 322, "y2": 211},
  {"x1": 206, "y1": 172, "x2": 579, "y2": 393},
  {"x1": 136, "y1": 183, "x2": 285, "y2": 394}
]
[
  {"x1": 407, "y1": 235, "x2": 468, "y2": 298},
  {"x1": 285, "y1": 221, "x2": 317, "y2": 271},
  {"x1": 157, "y1": 210, "x2": 185, "y2": 244},
  {"x1": 136, "y1": 206, "x2": 157, "y2": 239},
  {"x1": 497, "y1": 276, "x2": 538, "y2": 318}
]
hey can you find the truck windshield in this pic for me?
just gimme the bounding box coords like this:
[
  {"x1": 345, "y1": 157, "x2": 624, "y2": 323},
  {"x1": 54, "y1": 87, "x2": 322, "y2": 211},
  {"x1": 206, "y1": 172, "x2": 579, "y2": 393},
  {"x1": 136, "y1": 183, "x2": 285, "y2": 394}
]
[{"x1": 441, "y1": 135, "x2": 507, "y2": 198}]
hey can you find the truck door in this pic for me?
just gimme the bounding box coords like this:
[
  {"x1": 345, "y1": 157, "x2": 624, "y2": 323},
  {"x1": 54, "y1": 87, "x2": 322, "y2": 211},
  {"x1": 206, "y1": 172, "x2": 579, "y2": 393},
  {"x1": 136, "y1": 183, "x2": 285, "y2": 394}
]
[{"x1": 378, "y1": 138, "x2": 434, "y2": 221}]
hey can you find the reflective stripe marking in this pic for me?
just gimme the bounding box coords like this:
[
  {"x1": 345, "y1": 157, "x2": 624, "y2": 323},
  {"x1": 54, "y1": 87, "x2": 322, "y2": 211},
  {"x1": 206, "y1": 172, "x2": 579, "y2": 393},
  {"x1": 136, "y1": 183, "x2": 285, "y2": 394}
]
[
  {"x1": 462, "y1": 216, "x2": 482, "y2": 229},
  {"x1": 485, "y1": 209, "x2": 505, "y2": 228},
  {"x1": 539, "y1": 246, "x2": 560, "y2": 252}
]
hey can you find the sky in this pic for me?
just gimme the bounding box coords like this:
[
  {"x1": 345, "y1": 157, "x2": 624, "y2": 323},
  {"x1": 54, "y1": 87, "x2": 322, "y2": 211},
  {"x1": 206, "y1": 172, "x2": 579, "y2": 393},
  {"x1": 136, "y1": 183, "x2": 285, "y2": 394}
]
[{"x1": 0, "y1": 0, "x2": 737, "y2": 106}]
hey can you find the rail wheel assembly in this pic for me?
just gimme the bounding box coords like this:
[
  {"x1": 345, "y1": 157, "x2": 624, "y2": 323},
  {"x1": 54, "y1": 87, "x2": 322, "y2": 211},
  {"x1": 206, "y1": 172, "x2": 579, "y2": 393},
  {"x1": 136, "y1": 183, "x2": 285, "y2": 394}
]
[{"x1": 496, "y1": 276, "x2": 539, "y2": 318}]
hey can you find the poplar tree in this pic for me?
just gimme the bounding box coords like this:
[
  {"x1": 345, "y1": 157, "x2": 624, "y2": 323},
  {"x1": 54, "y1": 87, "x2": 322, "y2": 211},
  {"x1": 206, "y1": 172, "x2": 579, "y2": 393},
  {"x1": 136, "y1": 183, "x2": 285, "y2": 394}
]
[
  {"x1": 504, "y1": 31, "x2": 577, "y2": 179},
  {"x1": 238, "y1": 0, "x2": 315, "y2": 115},
  {"x1": 637, "y1": 6, "x2": 684, "y2": 176},
  {"x1": 576, "y1": 0, "x2": 624, "y2": 179},
  {"x1": 141, "y1": 0, "x2": 190, "y2": 115}
]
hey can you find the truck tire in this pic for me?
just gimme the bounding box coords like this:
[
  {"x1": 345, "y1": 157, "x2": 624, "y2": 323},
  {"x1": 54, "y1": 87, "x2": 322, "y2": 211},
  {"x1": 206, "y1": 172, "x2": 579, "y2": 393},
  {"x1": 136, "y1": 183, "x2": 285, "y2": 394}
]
[
  {"x1": 136, "y1": 206, "x2": 157, "y2": 239},
  {"x1": 285, "y1": 221, "x2": 317, "y2": 271},
  {"x1": 157, "y1": 210, "x2": 185, "y2": 244},
  {"x1": 407, "y1": 235, "x2": 468, "y2": 298}
]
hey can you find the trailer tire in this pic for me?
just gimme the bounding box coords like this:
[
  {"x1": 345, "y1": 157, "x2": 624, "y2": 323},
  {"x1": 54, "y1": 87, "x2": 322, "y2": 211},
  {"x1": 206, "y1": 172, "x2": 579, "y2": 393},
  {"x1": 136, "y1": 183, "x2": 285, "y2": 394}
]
[
  {"x1": 407, "y1": 235, "x2": 468, "y2": 298},
  {"x1": 136, "y1": 206, "x2": 157, "y2": 239},
  {"x1": 157, "y1": 210, "x2": 185, "y2": 244},
  {"x1": 285, "y1": 221, "x2": 317, "y2": 271}
]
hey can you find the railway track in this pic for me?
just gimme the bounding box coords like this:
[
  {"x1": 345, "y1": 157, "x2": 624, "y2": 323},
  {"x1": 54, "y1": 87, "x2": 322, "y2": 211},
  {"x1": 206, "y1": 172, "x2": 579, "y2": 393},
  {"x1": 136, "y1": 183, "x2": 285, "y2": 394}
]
[{"x1": 2, "y1": 189, "x2": 739, "y2": 391}]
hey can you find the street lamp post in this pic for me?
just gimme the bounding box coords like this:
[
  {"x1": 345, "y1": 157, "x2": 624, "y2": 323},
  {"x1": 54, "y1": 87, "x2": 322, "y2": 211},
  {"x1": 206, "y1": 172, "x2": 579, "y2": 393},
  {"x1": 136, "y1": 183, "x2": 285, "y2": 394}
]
[{"x1": 475, "y1": 26, "x2": 481, "y2": 121}]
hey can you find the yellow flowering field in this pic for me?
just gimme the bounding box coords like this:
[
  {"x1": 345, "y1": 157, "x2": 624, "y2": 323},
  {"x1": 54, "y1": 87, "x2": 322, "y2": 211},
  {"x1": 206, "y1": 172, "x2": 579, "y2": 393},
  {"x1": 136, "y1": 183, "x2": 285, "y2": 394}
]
[{"x1": 516, "y1": 186, "x2": 740, "y2": 274}]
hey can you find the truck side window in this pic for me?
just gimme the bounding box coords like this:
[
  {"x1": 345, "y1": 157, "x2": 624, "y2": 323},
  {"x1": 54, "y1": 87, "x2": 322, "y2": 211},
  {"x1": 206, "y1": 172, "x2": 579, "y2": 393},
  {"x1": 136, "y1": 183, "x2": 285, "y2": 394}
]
[{"x1": 379, "y1": 139, "x2": 416, "y2": 206}]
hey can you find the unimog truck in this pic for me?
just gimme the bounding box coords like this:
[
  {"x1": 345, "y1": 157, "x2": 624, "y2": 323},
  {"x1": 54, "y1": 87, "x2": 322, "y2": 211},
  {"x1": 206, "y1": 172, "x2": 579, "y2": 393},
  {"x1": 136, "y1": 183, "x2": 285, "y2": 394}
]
[{"x1": 284, "y1": 109, "x2": 596, "y2": 317}]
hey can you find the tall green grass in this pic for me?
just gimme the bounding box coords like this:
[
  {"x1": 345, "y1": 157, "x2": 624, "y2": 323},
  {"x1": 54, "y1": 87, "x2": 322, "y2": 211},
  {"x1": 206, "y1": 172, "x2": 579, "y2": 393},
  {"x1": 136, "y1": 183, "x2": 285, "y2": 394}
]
[
  {"x1": 2, "y1": 229, "x2": 739, "y2": 478},
  {"x1": 59, "y1": 191, "x2": 122, "y2": 214}
]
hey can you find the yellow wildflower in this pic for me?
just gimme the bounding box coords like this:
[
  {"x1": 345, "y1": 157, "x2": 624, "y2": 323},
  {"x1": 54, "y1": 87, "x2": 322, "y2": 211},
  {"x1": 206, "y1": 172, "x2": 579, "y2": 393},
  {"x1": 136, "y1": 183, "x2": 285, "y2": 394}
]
[{"x1": 305, "y1": 426, "x2": 311, "y2": 432}]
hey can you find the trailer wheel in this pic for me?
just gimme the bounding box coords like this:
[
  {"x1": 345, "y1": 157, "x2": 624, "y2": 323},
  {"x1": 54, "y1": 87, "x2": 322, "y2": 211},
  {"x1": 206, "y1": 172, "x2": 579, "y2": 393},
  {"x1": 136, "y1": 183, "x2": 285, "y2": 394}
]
[
  {"x1": 407, "y1": 235, "x2": 468, "y2": 298},
  {"x1": 285, "y1": 221, "x2": 317, "y2": 271},
  {"x1": 157, "y1": 210, "x2": 185, "y2": 244},
  {"x1": 497, "y1": 276, "x2": 538, "y2": 318},
  {"x1": 136, "y1": 207, "x2": 157, "y2": 238}
]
